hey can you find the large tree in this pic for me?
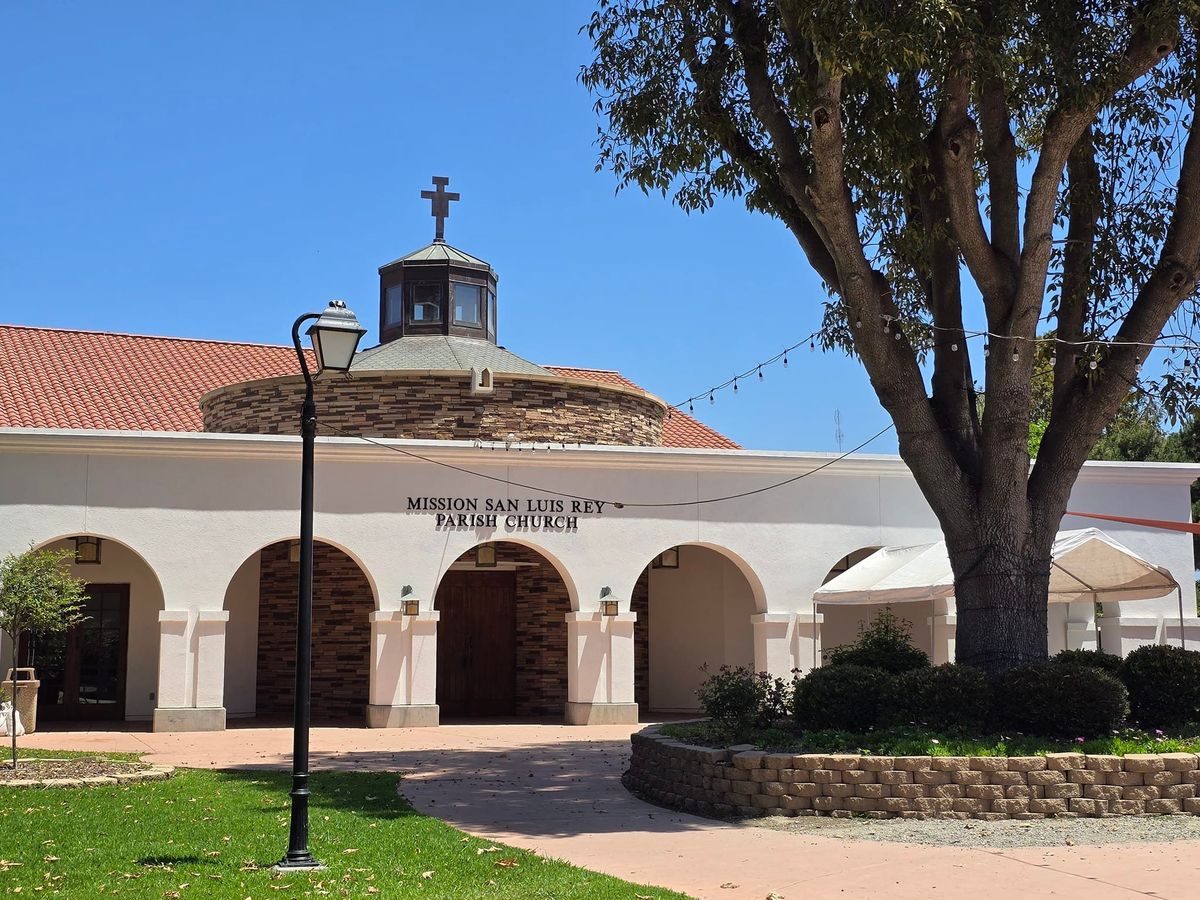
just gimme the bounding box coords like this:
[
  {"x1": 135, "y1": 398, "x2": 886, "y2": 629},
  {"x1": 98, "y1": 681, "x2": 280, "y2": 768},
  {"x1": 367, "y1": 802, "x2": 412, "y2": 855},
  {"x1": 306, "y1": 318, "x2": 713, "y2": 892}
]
[{"x1": 583, "y1": 1, "x2": 1200, "y2": 674}]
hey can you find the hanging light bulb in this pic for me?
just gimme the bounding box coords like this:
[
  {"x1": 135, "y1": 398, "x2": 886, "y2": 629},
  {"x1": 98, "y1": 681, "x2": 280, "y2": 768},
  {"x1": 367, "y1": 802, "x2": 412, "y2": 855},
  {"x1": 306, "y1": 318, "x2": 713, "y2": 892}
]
[
  {"x1": 809, "y1": 339, "x2": 815, "y2": 351},
  {"x1": 855, "y1": 318, "x2": 862, "y2": 328},
  {"x1": 709, "y1": 392, "x2": 715, "y2": 405},
  {"x1": 1089, "y1": 359, "x2": 1098, "y2": 370},
  {"x1": 984, "y1": 342, "x2": 990, "y2": 357},
  {"x1": 1050, "y1": 353, "x2": 1057, "y2": 366},
  {"x1": 951, "y1": 342, "x2": 959, "y2": 352},
  {"x1": 783, "y1": 353, "x2": 789, "y2": 367},
  {"x1": 757, "y1": 366, "x2": 763, "y2": 380},
  {"x1": 733, "y1": 378, "x2": 739, "y2": 393},
  {"x1": 688, "y1": 401, "x2": 694, "y2": 412},
  {"x1": 1012, "y1": 347, "x2": 1019, "y2": 361}
]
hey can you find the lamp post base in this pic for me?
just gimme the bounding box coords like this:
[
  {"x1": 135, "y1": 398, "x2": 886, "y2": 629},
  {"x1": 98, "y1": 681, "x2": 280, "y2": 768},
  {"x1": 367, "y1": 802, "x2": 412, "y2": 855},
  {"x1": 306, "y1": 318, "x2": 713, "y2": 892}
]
[{"x1": 272, "y1": 854, "x2": 325, "y2": 873}]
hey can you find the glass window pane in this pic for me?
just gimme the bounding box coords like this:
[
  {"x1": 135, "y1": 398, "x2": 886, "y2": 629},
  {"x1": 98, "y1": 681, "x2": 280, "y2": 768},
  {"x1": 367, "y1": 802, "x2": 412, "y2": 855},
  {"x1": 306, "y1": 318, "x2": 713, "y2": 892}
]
[
  {"x1": 385, "y1": 285, "x2": 404, "y2": 325},
  {"x1": 408, "y1": 283, "x2": 442, "y2": 324},
  {"x1": 488, "y1": 291, "x2": 496, "y2": 335},
  {"x1": 453, "y1": 283, "x2": 482, "y2": 326}
]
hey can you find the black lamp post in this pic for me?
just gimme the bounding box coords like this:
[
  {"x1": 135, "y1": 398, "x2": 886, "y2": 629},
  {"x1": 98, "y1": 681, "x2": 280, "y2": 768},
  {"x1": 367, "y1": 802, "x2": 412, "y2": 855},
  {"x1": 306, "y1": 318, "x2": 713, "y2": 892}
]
[{"x1": 275, "y1": 300, "x2": 366, "y2": 872}]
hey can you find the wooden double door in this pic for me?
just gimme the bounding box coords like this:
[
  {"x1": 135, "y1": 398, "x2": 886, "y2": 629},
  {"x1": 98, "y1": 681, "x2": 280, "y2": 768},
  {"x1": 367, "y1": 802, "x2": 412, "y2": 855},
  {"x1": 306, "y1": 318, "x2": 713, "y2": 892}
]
[
  {"x1": 20, "y1": 584, "x2": 130, "y2": 721},
  {"x1": 435, "y1": 571, "x2": 516, "y2": 717}
]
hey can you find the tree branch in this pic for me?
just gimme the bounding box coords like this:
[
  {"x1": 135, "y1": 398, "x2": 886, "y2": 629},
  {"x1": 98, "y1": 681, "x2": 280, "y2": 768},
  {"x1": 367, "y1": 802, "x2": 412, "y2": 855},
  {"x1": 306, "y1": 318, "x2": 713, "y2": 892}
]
[{"x1": 977, "y1": 75, "x2": 1021, "y2": 264}]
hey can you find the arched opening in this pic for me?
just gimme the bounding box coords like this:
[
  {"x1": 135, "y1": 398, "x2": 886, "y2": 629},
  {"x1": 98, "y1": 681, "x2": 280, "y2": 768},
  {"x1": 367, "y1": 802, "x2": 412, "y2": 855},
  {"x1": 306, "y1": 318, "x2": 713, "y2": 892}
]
[
  {"x1": 434, "y1": 541, "x2": 572, "y2": 719},
  {"x1": 632, "y1": 544, "x2": 759, "y2": 714},
  {"x1": 225, "y1": 539, "x2": 376, "y2": 722},
  {"x1": 16, "y1": 534, "x2": 164, "y2": 723},
  {"x1": 816, "y1": 546, "x2": 940, "y2": 660}
]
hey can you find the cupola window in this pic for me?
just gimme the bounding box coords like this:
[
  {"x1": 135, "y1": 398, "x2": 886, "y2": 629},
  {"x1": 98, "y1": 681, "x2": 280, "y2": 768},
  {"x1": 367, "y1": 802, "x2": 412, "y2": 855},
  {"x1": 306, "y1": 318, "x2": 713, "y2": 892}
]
[
  {"x1": 385, "y1": 285, "x2": 404, "y2": 326},
  {"x1": 407, "y1": 283, "x2": 443, "y2": 324},
  {"x1": 452, "y1": 282, "x2": 482, "y2": 327}
]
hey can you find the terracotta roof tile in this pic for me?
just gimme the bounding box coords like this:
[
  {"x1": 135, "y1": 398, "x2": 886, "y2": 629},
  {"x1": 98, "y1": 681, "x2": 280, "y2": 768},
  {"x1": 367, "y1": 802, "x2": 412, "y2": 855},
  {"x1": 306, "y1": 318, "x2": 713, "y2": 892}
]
[{"x1": 0, "y1": 325, "x2": 740, "y2": 450}]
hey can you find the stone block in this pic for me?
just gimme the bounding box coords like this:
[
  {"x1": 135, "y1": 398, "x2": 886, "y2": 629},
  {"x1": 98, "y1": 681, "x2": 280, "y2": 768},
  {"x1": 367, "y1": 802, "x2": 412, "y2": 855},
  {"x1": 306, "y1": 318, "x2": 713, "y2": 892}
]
[
  {"x1": 1121, "y1": 786, "x2": 1160, "y2": 801},
  {"x1": 951, "y1": 770, "x2": 986, "y2": 785},
  {"x1": 1029, "y1": 798, "x2": 1069, "y2": 815},
  {"x1": 764, "y1": 753, "x2": 795, "y2": 769},
  {"x1": 751, "y1": 794, "x2": 782, "y2": 809},
  {"x1": 823, "y1": 755, "x2": 861, "y2": 771},
  {"x1": 990, "y1": 771, "x2": 1026, "y2": 787},
  {"x1": 892, "y1": 784, "x2": 928, "y2": 799},
  {"x1": 929, "y1": 757, "x2": 970, "y2": 772},
  {"x1": 880, "y1": 797, "x2": 911, "y2": 813},
  {"x1": 829, "y1": 809, "x2": 854, "y2": 818},
  {"x1": 879, "y1": 770, "x2": 913, "y2": 785},
  {"x1": 1106, "y1": 771, "x2": 1144, "y2": 787},
  {"x1": 1045, "y1": 753, "x2": 1087, "y2": 771},
  {"x1": 1084, "y1": 785, "x2": 1123, "y2": 801},
  {"x1": 782, "y1": 795, "x2": 813, "y2": 811},
  {"x1": 842, "y1": 770, "x2": 877, "y2": 785},
  {"x1": 1069, "y1": 798, "x2": 1109, "y2": 815},
  {"x1": 932, "y1": 784, "x2": 964, "y2": 799},
  {"x1": 859, "y1": 756, "x2": 895, "y2": 771},
  {"x1": 1069, "y1": 769, "x2": 1100, "y2": 785},
  {"x1": 911, "y1": 798, "x2": 954, "y2": 813},
  {"x1": 893, "y1": 756, "x2": 933, "y2": 771},
  {"x1": 966, "y1": 785, "x2": 1005, "y2": 800},
  {"x1": 812, "y1": 796, "x2": 840, "y2": 811},
  {"x1": 1111, "y1": 800, "x2": 1145, "y2": 815},
  {"x1": 973, "y1": 812, "x2": 1008, "y2": 821},
  {"x1": 788, "y1": 782, "x2": 820, "y2": 797},
  {"x1": 1044, "y1": 783, "x2": 1082, "y2": 799},
  {"x1": 1183, "y1": 797, "x2": 1200, "y2": 814},
  {"x1": 1159, "y1": 753, "x2": 1199, "y2": 771},
  {"x1": 1146, "y1": 799, "x2": 1184, "y2": 815},
  {"x1": 1005, "y1": 785, "x2": 1035, "y2": 799},
  {"x1": 793, "y1": 754, "x2": 826, "y2": 770},
  {"x1": 1027, "y1": 771, "x2": 1065, "y2": 786},
  {"x1": 750, "y1": 769, "x2": 780, "y2": 782},
  {"x1": 1148, "y1": 771, "x2": 1182, "y2": 787},
  {"x1": 1006, "y1": 756, "x2": 1047, "y2": 772},
  {"x1": 856, "y1": 783, "x2": 887, "y2": 799},
  {"x1": 1123, "y1": 754, "x2": 1165, "y2": 773},
  {"x1": 778, "y1": 769, "x2": 806, "y2": 782},
  {"x1": 733, "y1": 752, "x2": 765, "y2": 770},
  {"x1": 993, "y1": 798, "x2": 1031, "y2": 815},
  {"x1": 952, "y1": 798, "x2": 985, "y2": 815},
  {"x1": 825, "y1": 783, "x2": 854, "y2": 798},
  {"x1": 844, "y1": 797, "x2": 877, "y2": 812},
  {"x1": 1163, "y1": 783, "x2": 1196, "y2": 800},
  {"x1": 762, "y1": 782, "x2": 788, "y2": 797},
  {"x1": 914, "y1": 770, "x2": 952, "y2": 786},
  {"x1": 731, "y1": 781, "x2": 759, "y2": 796},
  {"x1": 726, "y1": 768, "x2": 750, "y2": 781},
  {"x1": 1085, "y1": 755, "x2": 1123, "y2": 773},
  {"x1": 811, "y1": 769, "x2": 839, "y2": 784},
  {"x1": 969, "y1": 757, "x2": 1009, "y2": 773}
]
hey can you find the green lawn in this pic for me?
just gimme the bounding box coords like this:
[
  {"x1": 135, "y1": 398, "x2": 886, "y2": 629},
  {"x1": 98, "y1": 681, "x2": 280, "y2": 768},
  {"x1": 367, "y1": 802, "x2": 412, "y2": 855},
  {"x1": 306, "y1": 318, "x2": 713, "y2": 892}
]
[{"x1": 0, "y1": 764, "x2": 689, "y2": 899}]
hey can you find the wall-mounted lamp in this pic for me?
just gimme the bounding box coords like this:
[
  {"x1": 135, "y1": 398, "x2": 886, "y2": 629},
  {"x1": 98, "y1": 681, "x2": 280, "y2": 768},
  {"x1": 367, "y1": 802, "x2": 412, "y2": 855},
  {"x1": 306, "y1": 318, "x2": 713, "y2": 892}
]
[
  {"x1": 402, "y1": 598, "x2": 420, "y2": 616},
  {"x1": 476, "y1": 543, "x2": 497, "y2": 567},
  {"x1": 74, "y1": 536, "x2": 102, "y2": 564},
  {"x1": 652, "y1": 547, "x2": 680, "y2": 569},
  {"x1": 599, "y1": 586, "x2": 618, "y2": 616}
]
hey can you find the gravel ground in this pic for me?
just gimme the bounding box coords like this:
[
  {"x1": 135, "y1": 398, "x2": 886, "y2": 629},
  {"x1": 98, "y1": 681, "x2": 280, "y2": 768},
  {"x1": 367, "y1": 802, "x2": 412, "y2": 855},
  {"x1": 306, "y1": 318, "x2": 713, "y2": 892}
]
[
  {"x1": 748, "y1": 812, "x2": 1200, "y2": 848},
  {"x1": 0, "y1": 757, "x2": 153, "y2": 782}
]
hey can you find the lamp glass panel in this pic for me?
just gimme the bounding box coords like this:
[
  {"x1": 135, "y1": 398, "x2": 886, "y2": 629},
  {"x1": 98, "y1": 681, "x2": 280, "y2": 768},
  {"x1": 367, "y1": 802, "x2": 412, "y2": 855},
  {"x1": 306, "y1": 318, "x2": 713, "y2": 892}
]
[{"x1": 311, "y1": 327, "x2": 360, "y2": 372}]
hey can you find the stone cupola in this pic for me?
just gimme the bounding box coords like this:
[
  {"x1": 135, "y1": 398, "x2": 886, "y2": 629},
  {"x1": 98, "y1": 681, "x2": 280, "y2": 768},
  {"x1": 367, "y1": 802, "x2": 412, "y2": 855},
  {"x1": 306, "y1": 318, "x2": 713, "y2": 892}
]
[{"x1": 377, "y1": 177, "x2": 498, "y2": 345}]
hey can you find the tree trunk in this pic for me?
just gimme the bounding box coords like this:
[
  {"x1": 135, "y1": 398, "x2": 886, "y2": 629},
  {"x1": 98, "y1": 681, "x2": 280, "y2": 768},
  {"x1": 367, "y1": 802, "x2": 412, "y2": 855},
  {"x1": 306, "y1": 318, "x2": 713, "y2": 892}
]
[{"x1": 948, "y1": 531, "x2": 1054, "y2": 674}]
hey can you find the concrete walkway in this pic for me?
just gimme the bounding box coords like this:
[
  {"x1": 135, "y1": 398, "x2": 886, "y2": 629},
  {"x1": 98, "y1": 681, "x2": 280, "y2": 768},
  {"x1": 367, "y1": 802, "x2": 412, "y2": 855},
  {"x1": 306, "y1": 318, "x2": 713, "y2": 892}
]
[{"x1": 19, "y1": 722, "x2": 1200, "y2": 899}]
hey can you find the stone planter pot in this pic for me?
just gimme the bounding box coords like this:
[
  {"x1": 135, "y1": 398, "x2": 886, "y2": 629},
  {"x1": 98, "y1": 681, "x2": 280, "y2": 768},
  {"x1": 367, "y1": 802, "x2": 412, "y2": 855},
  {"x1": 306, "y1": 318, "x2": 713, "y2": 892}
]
[{"x1": 4, "y1": 669, "x2": 39, "y2": 735}]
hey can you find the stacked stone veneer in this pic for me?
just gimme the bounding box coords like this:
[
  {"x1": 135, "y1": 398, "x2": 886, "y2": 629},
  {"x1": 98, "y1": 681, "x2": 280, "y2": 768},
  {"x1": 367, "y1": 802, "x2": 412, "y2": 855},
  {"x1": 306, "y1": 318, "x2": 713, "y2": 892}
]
[
  {"x1": 505, "y1": 544, "x2": 571, "y2": 718},
  {"x1": 631, "y1": 567, "x2": 650, "y2": 711},
  {"x1": 256, "y1": 541, "x2": 373, "y2": 720},
  {"x1": 627, "y1": 727, "x2": 1200, "y2": 820},
  {"x1": 201, "y1": 373, "x2": 665, "y2": 446}
]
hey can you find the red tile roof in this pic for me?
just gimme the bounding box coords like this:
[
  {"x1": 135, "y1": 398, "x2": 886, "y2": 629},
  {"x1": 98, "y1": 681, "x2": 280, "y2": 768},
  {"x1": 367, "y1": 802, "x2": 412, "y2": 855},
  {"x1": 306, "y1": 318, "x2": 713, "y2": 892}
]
[
  {"x1": 544, "y1": 366, "x2": 740, "y2": 450},
  {"x1": 0, "y1": 325, "x2": 739, "y2": 449}
]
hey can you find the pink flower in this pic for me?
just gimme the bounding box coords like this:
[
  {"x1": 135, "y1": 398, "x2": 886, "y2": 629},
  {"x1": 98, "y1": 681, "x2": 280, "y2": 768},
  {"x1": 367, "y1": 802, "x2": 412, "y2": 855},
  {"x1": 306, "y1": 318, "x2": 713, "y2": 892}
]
[{"x1": 1075, "y1": 737, "x2": 1085, "y2": 744}]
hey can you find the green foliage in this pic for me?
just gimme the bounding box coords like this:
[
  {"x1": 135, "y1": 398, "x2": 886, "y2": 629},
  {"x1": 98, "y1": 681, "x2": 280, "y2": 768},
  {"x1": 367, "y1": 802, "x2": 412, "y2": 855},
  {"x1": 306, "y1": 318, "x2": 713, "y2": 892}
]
[
  {"x1": 794, "y1": 663, "x2": 891, "y2": 732},
  {"x1": 825, "y1": 607, "x2": 930, "y2": 674},
  {"x1": 1050, "y1": 648, "x2": 1125, "y2": 677},
  {"x1": 886, "y1": 664, "x2": 991, "y2": 731},
  {"x1": 695, "y1": 665, "x2": 790, "y2": 741},
  {"x1": 1121, "y1": 644, "x2": 1200, "y2": 729},
  {"x1": 993, "y1": 663, "x2": 1129, "y2": 738}
]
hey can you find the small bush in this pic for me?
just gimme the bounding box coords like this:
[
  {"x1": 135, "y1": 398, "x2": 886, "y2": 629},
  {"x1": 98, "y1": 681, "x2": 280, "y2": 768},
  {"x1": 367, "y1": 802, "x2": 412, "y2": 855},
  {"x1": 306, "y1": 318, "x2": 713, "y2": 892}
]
[
  {"x1": 1050, "y1": 648, "x2": 1123, "y2": 677},
  {"x1": 696, "y1": 665, "x2": 790, "y2": 741},
  {"x1": 1121, "y1": 645, "x2": 1200, "y2": 730},
  {"x1": 994, "y1": 663, "x2": 1129, "y2": 738},
  {"x1": 794, "y1": 664, "x2": 892, "y2": 732},
  {"x1": 886, "y1": 664, "x2": 991, "y2": 731},
  {"x1": 825, "y1": 607, "x2": 930, "y2": 674}
]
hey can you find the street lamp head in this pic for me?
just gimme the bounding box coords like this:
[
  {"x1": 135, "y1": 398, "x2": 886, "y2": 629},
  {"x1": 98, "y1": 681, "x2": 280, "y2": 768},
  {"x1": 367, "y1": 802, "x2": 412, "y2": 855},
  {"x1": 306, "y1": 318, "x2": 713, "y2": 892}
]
[{"x1": 306, "y1": 301, "x2": 367, "y2": 374}]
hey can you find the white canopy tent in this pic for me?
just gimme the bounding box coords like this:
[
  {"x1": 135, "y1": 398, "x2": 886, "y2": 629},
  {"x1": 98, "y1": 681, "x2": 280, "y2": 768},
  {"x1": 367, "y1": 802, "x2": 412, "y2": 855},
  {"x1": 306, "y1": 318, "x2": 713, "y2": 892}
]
[{"x1": 814, "y1": 528, "x2": 1185, "y2": 649}]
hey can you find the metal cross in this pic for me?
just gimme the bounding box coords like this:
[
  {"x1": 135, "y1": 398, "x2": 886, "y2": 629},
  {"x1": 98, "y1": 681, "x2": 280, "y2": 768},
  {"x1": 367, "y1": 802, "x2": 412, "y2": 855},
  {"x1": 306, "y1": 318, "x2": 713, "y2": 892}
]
[{"x1": 420, "y1": 176, "x2": 460, "y2": 242}]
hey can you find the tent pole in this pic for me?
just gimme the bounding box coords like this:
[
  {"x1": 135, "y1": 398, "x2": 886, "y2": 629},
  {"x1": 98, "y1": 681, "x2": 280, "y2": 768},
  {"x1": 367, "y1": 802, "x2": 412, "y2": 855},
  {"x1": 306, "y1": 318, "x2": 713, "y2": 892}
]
[
  {"x1": 813, "y1": 603, "x2": 819, "y2": 670},
  {"x1": 1179, "y1": 586, "x2": 1187, "y2": 651}
]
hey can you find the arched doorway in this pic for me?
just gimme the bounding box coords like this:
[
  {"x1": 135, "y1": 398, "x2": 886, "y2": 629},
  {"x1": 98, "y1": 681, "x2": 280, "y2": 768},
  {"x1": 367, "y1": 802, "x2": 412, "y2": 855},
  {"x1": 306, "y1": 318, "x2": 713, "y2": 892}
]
[
  {"x1": 19, "y1": 534, "x2": 163, "y2": 723},
  {"x1": 226, "y1": 539, "x2": 375, "y2": 722},
  {"x1": 632, "y1": 544, "x2": 760, "y2": 714},
  {"x1": 434, "y1": 542, "x2": 572, "y2": 719}
]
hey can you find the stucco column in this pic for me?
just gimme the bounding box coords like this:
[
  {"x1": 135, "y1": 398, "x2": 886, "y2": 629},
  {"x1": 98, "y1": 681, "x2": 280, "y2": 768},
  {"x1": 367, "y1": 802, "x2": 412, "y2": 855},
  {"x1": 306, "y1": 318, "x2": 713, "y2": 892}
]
[
  {"x1": 564, "y1": 611, "x2": 639, "y2": 725},
  {"x1": 927, "y1": 614, "x2": 957, "y2": 664},
  {"x1": 752, "y1": 613, "x2": 794, "y2": 679},
  {"x1": 366, "y1": 610, "x2": 440, "y2": 727},
  {"x1": 792, "y1": 611, "x2": 823, "y2": 675},
  {"x1": 152, "y1": 609, "x2": 228, "y2": 733}
]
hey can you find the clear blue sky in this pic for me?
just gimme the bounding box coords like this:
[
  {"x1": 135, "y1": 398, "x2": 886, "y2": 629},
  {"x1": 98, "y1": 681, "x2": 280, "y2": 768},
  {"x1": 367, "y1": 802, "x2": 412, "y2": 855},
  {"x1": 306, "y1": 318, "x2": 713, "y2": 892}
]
[{"x1": 0, "y1": 0, "x2": 893, "y2": 452}]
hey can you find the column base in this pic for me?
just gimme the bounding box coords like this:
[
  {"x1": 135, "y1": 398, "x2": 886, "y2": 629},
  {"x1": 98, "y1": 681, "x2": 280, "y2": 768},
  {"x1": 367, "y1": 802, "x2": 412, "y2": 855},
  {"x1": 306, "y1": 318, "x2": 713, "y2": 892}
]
[
  {"x1": 565, "y1": 701, "x2": 639, "y2": 726},
  {"x1": 152, "y1": 707, "x2": 226, "y2": 733},
  {"x1": 366, "y1": 704, "x2": 440, "y2": 728}
]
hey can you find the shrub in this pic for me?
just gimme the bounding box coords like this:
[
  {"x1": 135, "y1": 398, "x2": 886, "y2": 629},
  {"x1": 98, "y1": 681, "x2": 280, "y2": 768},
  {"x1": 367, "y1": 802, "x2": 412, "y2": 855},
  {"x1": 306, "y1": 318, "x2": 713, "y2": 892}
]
[
  {"x1": 825, "y1": 607, "x2": 930, "y2": 674},
  {"x1": 993, "y1": 663, "x2": 1129, "y2": 738},
  {"x1": 794, "y1": 664, "x2": 892, "y2": 732},
  {"x1": 886, "y1": 664, "x2": 991, "y2": 731},
  {"x1": 696, "y1": 665, "x2": 790, "y2": 741},
  {"x1": 1050, "y1": 648, "x2": 1123, "y2": 677},
  {"x1": 1121, "y1": 644, "x2": 1200, "y2": 730}
]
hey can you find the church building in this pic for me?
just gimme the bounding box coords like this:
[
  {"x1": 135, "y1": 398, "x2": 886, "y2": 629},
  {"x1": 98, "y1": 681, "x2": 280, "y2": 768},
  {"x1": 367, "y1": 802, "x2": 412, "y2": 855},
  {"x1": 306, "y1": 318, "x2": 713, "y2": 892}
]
[{"x1": 1, "y1": 180, "x2": 1197, "y2": 731}]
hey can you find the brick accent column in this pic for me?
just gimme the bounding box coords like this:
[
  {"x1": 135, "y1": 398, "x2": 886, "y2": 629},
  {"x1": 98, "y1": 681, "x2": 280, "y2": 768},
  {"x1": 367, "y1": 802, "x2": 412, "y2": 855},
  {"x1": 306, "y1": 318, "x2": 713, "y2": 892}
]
[
  {"x1": 366, "y1": 610, "x2": 440, "y2": 727},
  {"x1": 153, "y1": 609, "x2": 228, "y2": 733},
  {"x1": 565, "y1": 611, "x2": 638, "y2": 725}
]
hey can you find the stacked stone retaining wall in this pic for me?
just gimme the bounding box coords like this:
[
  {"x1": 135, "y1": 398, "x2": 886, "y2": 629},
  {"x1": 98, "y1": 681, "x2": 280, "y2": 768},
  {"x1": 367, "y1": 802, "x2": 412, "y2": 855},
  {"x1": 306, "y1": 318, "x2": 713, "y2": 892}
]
[{"x1": 626, "y1": 726, "x2": 1200, "y2": 820}]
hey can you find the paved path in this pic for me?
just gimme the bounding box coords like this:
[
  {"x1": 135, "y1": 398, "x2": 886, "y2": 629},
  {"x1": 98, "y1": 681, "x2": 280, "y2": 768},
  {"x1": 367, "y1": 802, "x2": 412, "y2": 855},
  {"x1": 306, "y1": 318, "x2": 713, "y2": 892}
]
[{"x1": 20, "y1": 722, "x2": 1200, "y2": 899}]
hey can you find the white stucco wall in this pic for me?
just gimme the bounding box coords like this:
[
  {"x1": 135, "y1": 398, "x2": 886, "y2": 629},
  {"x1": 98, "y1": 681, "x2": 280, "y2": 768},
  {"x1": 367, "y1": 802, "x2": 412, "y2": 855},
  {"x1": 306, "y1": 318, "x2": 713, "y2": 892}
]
[
  {"x1": 222, "y1": 551, "x2": 260, "y2": 716},
  {"x1": 821, "y1": 600, "x2": 937, "y2": 659},
  {"x1": 647, "y1": 545, "x2": 757, "y2": 711}
]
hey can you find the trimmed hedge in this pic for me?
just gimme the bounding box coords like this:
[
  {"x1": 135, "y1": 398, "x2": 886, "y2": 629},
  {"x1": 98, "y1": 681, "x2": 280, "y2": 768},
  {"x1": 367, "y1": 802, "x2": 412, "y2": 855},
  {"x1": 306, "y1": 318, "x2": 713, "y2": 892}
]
[
  {"x1": 1121, "y1": 645, "x2": 1200, "y2": 730},
  {"x1": 1050, "y1": 648, "x2": 1124, "y2": 677},
  {"x1": 993, "y1": 662, "x2": 1128, "y2": 738},
  {"x1": 886, "y1": 664, "x2": 991, "y2": 731},
  {"x1": 794, "y1": 664, "x2": 892, "y2": 732},
  {"x1": 825, "y1": 608, "x2": 930, "y2": 674}
]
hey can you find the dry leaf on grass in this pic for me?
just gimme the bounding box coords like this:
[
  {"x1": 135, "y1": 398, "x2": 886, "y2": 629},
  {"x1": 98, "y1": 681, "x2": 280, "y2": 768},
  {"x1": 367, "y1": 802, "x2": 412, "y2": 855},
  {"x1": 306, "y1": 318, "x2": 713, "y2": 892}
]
[{"x1": 495, "y1": 858, "x2": 521, "y2": 868}]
